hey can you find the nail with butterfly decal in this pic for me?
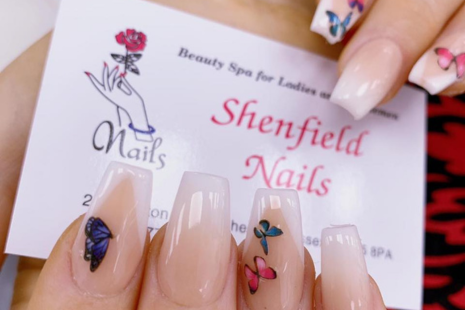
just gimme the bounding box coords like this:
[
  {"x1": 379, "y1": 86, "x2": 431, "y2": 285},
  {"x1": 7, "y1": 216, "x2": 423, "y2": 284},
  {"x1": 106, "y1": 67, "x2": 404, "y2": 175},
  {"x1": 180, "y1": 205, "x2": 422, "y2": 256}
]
[
  {"x1": 158, "y1": 172, "x2": 231, "y2": 306},
  {"x1": 241, "y1": 188, "x2": 304, "y2": 310},
  {"x1": 310, "y1": 0, "x2": 366, "y2": 45},
  {"x1": 71, "y1": 161, "x2": 153, "y2": 295},
  {"x1": 409, "y1": 35, "x2": 465, "y2": 95}
]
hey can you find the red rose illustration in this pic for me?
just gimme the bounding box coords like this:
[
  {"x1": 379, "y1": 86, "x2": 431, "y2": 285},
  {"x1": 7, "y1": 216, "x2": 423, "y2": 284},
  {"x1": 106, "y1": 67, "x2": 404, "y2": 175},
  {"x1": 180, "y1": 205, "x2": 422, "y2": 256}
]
[
  {"x1": 111, "y1": 29, "x2": 147, "y2": 75},
  {"x1": 116, "y1": 29, "x2": 147, "y2": 52}
]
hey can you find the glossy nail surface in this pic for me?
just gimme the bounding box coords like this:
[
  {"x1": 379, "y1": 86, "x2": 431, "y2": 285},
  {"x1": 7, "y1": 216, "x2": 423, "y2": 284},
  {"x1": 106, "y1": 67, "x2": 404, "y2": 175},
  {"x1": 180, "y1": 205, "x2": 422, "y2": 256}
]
[
  {"x1": 158, "y1": 172, "x2": 231, "y2": 306},
  {"x1": 321, "y1": 225, "x2": 371, "y2": 310},
  {"x1": 72, "y1": 162, "x2": 152, "y2": 295},
  {"x1": 310, "y1": 0, "x2": 365, "y2": 45},
  {"x1": 409, "y1": 34, "x2": 465, "y2": 95},
  {"x1": 330, "y1": 39, "x2": 402, "y2": 120},
  {"x1": 241, "y1": 189, "x2": 304, "y2": 310}
]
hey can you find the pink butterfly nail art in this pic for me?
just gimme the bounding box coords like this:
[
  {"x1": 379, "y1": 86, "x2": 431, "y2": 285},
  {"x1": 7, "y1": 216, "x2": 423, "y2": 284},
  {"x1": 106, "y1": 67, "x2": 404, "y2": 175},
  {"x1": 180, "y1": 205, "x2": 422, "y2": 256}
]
[
  {"x1": 435, "y1": 47, "x2": 465, "y2": 79},
  {"x1": 244, "y1": 256, "x2": 277, "y2": 294}
]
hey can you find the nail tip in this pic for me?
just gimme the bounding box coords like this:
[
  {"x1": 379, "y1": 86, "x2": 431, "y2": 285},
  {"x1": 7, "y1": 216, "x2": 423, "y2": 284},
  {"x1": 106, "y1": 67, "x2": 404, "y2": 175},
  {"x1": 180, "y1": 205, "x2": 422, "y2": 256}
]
[
  {"x1": 322, "y1": 224, "x2": 359, "y2": 237},
  {"x1": 330, "y1": 96, "x2": 370, "y2": 121},
  {"x1": 408, "y1": 75, "x2": 441, "y2": 95},
  {"x1": 255, "y1": 187, "x2": 299, "y2": 196},
  {"x1": 107, "y1": 161, "x2": 153, "y2": 180},
  {"x1": 181, "y1": 171, "x2": 230, "y2": 188}
]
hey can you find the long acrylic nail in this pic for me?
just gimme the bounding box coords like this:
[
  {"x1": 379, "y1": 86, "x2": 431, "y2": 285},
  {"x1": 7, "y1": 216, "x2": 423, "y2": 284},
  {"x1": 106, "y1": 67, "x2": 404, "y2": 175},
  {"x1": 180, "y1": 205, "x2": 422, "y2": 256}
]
[
  {"x1": 321, "y1": 225, "x2": 371, "y2": 310},
  {"x1": 409, "y1": 34, "x2": 465, "y2": 95},
  {"x1": 330, "y1": 39, "x2": 402, "y2": 120},
  {"x1": 72, "y1": 162, "x2": 153, "y2": 295},
  {"x1": 158, "y1": 172, "x2": 231, "y2": 306},
  {"x1": 310, "y1": 0, "x2": 366, "y2": 44},
  {"x1": 241, "y1": 189, "x2": 304, "y2": 310}
]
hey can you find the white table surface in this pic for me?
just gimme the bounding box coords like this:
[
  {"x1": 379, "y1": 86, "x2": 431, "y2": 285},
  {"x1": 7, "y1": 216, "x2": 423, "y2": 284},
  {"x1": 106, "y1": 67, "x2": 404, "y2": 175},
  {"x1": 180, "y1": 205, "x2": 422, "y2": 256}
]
[{"x1": 0, "y1": 1, "x2": 60, "y2": 308}]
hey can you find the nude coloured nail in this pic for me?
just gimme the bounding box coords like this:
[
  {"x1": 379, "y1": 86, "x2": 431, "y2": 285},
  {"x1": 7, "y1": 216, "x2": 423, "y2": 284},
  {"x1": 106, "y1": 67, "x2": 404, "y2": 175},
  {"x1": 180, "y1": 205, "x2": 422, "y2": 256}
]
[
  {"x1": 321, "y1": 225, "x2": 371, "y2": 310},
  {"x1": 330, "y1": 39, "x2": 402, "y2": 120},
  {"x1": 409, "y1": 34, "x2": 465, "y2": 95},
  {"x1": 158, "y1": 172, "x2": 231, "y2": 306},
  {"x1": 310, "y1": 0, "x2": 365, "y2": 45},
  {"x1": 241, "y1": 189, "x2": 304, "y2": 310},
  {"x1": 71, "y1": 162, "x2": 152, "y2": 295}
]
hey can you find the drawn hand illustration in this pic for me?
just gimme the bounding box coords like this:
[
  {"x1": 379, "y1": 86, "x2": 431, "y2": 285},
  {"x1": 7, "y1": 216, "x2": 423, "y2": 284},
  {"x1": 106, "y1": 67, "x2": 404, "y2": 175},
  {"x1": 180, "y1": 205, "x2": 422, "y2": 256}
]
[
  {"x1": 85, "y1": 64, "x2": 155, "y2": 142},
  {"x1": 85, "y1": 29, "x2": 154, "y2": 142}
]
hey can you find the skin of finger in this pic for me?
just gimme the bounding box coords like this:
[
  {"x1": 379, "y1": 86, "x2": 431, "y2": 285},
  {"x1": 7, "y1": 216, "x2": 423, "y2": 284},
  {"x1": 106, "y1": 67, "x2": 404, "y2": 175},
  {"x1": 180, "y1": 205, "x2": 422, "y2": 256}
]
[
  {"x1": 0, "y1": 33, "x2": 51, "y2": 267},
  {"x1": 236, "y1": 242, "x2": 316, "y2": 310},
  {"x1": 313, "y1": 275, "x2": 387, "y2": 310},
  {"x1": 437, "y1": 3, "x2": 465, "y2": 96},
  {"x1": 337, "y1": 0, "x2": 464, "y2": 106},
  {"x1": 10, "y1": 258, "x2": 45, "y2": 310},
  {"x1": 137, "y1": 225, "x2": 237, "y2": 310},
  {"x1": 28, "y1": 215, "x2": 148, "y2": 310}
]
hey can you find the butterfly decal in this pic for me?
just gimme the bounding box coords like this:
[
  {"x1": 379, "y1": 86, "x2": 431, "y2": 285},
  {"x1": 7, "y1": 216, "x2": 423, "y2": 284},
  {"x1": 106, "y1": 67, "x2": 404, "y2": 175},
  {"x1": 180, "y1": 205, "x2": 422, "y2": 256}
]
[
  {"x1": 435, "y1": 48, "x2": 465, "y2": 79},
  {"x1": 326, "y1": 11, "x2": 353, "y2": 38},
  {"x1": 244, "y1": 256, "x2": 277, "y2": 294},
  {"x1": 254, "y1": 220, "x2": 283, "y2": 255},
  {"x1": 84, "y1": 217, "x2": 113, "y2": 272},
  {"x1": 348, "y1": 0, "x2": 364, "y2": 12}
]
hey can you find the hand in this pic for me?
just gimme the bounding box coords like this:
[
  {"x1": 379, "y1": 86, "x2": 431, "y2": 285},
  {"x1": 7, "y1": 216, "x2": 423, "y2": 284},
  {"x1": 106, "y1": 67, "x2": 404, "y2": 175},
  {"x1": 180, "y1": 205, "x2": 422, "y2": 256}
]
[
  {"x1": 12, "y1": 164, "x2": 386, "y2": 310},
  {"x1": 86, "y1": 64, "x2": 154, "y2": 142},
  {"x1": 311, "y1": 0, "x2": 465, "y2": 119}
]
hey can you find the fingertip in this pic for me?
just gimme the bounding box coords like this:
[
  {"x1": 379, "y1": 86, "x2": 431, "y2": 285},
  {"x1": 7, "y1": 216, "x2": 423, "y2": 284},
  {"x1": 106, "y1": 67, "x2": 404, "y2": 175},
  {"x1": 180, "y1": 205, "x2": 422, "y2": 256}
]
[
  {"x1": 313, "y1": 275, "x2": 323, "y2": 310},
  {"x1": 369, "y1": 276, "x2": 387, "y2": 310}
]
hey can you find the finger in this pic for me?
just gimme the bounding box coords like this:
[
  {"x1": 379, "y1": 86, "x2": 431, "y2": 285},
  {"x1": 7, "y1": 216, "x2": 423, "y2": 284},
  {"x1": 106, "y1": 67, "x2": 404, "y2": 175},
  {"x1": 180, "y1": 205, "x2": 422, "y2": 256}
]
[
  {"x1": 109, "y1": 66, "x2": 120, "y2": 91},
  {"x1": 314, "y1": 275, "x2": 386, "y2": 310},
  {"x1": 11, "y1": 258, "x2": 45, "y2": 310},
  {"x1": 237, "y1": 189, "x2": 314, "y2": 310},
  {"x1": 0, "y1": 33, "x2": 51, "y2": 267},
  {"x1": 330, "y1": 0, "x2": 464, "y2": 120},
  {"x1": 314, "y1": 225, "x2": 386, "y2": 310},
  {"x1": 85, "y1": 71, "x2": 105, "y2": 94},
  {"x1": 138, "y1": 172, "x2": 236, "y2": 309},
  {"x1": 118, "y1": 75, "x2": 135, "y2": 95},
  {"x1": 28, "y1": 162, "x2": 152, "y2": 310},
  {"x1": 409, "y1": 3, "x2": 465, "y2": 96},
  {"x1": 311, "y1": 0, "x2": 375, "y2": 45},
  {"x1": 103, "y1": 62, "x2": 110, "y2": 91}
]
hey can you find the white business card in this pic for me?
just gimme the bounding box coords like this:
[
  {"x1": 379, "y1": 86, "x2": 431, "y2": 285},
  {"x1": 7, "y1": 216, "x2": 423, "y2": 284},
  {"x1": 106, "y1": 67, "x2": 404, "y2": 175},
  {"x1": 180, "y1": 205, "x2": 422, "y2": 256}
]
[{"x1": 6, "y1": 0, "x2": 426, "y2": 308}]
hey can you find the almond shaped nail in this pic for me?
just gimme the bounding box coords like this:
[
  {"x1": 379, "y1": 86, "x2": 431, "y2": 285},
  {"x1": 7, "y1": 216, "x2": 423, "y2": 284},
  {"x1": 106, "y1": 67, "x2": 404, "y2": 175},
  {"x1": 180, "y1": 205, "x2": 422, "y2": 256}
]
[
  {"x1": 241, "y1": 189, "x2": 304, "y2": 310},
  {"x1": 158, "y1": 172, "x2": 231, "y2": 306},
  {"x1": 310, "y1": 0, "x2": 365, "y2": 45},
  {"x1": 72, "y1": 162, "x2": 153, "y2": 295},
  {"x1": 409, "y1": 34, "x2": 465, "y2": 95},
  {"x1": 321, "y1": 225, "x2": 371, "y2": 310},
  {"x1": 330, "y1": 39, "x2": 403, "y2": 120}
]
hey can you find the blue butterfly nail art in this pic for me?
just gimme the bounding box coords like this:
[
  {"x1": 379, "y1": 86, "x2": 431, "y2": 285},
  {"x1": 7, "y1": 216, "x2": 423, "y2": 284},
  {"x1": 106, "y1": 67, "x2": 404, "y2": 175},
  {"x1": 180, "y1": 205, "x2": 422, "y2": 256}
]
[
  {"x1": 348, "y1": 0, "x2": 364, "y2": 13},
  {"x1": 84, "y1": 217, "x2": 113, "y2": 272},
  {"x1": 326, "y1": 11, "x2": 353, "y2": 38},
  {"x1": 254, "y1": 220, "x2": 283, "y2": 255}
]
